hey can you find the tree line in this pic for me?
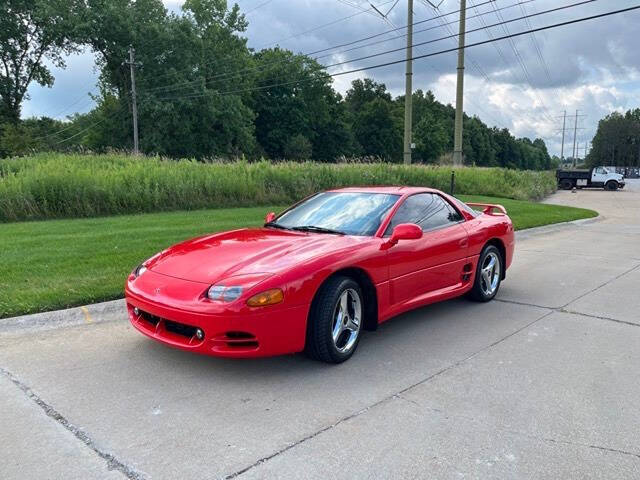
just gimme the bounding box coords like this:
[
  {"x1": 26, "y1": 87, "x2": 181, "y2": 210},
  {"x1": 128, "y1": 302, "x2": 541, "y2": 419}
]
[
  {"x1": 1, "y1": 0, "x2": 554, "y2": 169},
  {"x1": 586, "y1": 109, "x2": 640, "y2": 168}
]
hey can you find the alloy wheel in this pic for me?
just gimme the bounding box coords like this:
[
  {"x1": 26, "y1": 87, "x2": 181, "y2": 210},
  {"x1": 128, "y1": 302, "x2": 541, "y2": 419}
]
[
  {"x1": 480, "y1": 251, "x2": 501, "y2": 297},
  {"x1": 331, "y1": 288, "x2": 362, "y2": 353}
]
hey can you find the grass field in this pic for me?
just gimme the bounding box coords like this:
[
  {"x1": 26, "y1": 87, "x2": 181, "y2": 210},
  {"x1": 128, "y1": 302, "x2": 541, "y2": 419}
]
[
  {"x1": 0, "y1": 153, "x2": 558, "y2": 222},
  {"x1": 0, "y1": 197, "x2": 597, "y2": 319}
]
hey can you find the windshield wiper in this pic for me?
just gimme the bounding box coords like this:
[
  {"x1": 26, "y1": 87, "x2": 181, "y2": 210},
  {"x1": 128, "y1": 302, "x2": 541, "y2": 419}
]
[
  {"x1": 291, "y1": 225, "x2": 345, "y2": 235},
  {"x1": 264, "y1": 221, "x2": 291, "y2": 230}
]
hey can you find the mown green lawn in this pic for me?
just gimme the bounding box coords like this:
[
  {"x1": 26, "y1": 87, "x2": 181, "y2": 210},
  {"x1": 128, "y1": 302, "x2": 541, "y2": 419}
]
[
  {"x1": 460, "y1": 195, "x2": 598, "y2": 230},
  {"x1": 0, "y1": 197, "x2": 597, "y2": 318}
]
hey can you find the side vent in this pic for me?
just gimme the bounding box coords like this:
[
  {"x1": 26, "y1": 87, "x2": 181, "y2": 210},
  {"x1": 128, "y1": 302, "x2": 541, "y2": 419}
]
[{"x1": 462, "y1": 263, "x2": 473, "y2": 282}]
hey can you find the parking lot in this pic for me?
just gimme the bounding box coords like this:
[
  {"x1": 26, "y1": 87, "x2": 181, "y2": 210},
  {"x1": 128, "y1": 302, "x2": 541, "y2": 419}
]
[{"x1": 2, "y1": 181, "x2": 639, "y2": 479}]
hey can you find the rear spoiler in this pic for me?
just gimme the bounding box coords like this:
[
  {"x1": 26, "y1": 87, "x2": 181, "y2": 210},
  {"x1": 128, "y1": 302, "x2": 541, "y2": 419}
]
[{"x1": 466, "y1": 202, "x2": 508, "y2": 215}]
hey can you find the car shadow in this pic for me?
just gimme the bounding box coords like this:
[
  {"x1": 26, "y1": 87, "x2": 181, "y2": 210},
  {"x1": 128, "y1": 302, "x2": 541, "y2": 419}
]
[{"x1": 125, "y1": 296, "x2": 493, "y2": 382}]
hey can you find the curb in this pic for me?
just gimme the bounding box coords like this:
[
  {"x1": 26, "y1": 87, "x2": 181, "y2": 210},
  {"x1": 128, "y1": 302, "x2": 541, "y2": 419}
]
[
  {"x1": 0, "y1": 299, "x2": 126, "y2": 336},
  {"x1": 1, "y1": 215, "x2": 602, "y2": 336},
  {"x1": 515, "y1": 214, "x2": 602, "y2": 241}
]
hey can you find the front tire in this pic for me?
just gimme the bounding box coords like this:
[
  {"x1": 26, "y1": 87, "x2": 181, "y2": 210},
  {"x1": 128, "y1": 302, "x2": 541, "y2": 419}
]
[
  {"x1": 606, "y1": 181, "x2": 618, "y2": 191},
  {"x1": 469, "y1": 245, "x2": 502, "y2": 302},
  {"x1": 305, "y1": 276, "x2": 363, "y2": 363}
]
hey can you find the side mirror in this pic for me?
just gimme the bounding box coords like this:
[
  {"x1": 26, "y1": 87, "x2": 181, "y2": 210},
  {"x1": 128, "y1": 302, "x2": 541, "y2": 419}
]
[
  {"x1": 265, "y1": 212, "x2": 276, "y2": 223},
  {"x1": 388, "y1": 223, "x2": 422, "y2": 246}
]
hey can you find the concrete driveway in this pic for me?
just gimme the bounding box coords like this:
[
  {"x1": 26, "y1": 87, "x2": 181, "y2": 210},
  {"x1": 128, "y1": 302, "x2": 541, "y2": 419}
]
[{"x1": 2, "y1": 181, "x2": 639, "y2": 479}]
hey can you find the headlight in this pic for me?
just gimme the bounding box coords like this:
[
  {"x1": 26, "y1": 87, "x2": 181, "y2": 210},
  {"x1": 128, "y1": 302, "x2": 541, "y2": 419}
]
[
  {"x1": 247, "y1": 288, "x2": 284, "y2": 307},
  {"x1": 134, "y1": 265, "x2": 147, "y2": 277},
  {"x1": 207, "y1": 285, "x2": 243, "y2": 302}
]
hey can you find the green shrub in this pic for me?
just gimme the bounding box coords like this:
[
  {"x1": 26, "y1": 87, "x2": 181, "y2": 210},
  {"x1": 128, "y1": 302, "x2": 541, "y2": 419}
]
[{"x1": 0, "y1": 153, "x2": 557, "y2": 222}]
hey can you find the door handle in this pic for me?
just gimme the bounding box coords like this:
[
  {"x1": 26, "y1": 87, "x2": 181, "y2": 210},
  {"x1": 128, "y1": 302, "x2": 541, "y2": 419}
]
[{"x1": 459, "y1": 238, "x2": 469, "y2": 248}]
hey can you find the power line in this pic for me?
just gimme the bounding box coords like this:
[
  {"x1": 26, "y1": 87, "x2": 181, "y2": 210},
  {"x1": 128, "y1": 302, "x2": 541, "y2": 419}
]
[
  {"x1": 513, "y1": 0, "x2": 567, "y2": 112},
  {"x1": 147, "y1": 0, "x2": 398, "y2": 85},
  {"x1": 30, "y1": 97, "x2": 128, "y2": 144},
  {"x1": 336, "y1": 0, "x2": 383, "y2": 19},
  {"x1": 38, "y1": 90, "x2": 98, "y2": 120},
  {"x1": 149, "y1": 0, "x2": 582, "y2": 98},
  {"x1": 44, "y1": 3, "x2": 636, "y2": 146},
  {"x1": 147, "y1": 0, "x2": 496, "y2": 91},
  {"x1": 244, "y1": 0, "x2": 276, "y2": 15},
  {"x1": 151, "y1": 4, "x2": 640, "y2": 102},
  {"x1": 407, "y1": 2, "x2": 504, "y2": 131},
  {"x1": 516, "y1": 0, "x2": 555, "y2": 89},
  {"x1": 417, "y1": 0, "x2": 513, "y2": 132},
  {"x1": 489, "y1": 0, "x2": 556, "y2": 123},
  {"x1": 419, "y1": 0, "x2": 491, "y2": 82},
  {"x1": 326, "y1": 0, "x2": 531, "y2": 62},
  {"x1": 465, "y1": 0, "x2": 554, "y2": 126},
  {"x1": 54, "y1": 102, "x2": 128, "y2": 145}
]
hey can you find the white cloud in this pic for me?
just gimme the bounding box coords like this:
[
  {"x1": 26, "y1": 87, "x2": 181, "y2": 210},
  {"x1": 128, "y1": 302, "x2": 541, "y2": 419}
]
[{"x1": 21, "y1": 0, "x2": 640, "y2": 157}]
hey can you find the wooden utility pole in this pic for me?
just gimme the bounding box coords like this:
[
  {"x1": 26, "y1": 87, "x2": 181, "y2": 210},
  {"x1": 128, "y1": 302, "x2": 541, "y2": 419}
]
[
  {"x1": 560, "y1": 110, "x2": 566, "y2": 163},
  {"x1": 452, "y1": 0, "x2": 466, "y2": 166},
  {"x1": 125, "y1": 46, "x2": 141, "y2": 155},
  {"x1": 403, "y1": 0, "x2": 414, "y2": 164},
  {"x1": 572, "y1": 109, "x2": 579, "y2": 167}
]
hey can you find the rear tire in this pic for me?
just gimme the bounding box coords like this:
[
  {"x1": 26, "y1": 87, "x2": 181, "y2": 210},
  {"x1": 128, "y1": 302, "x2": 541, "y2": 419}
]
[
  {"x1": 305, "y1": 276, "x2": 363, "y2": 363},
  {"x1": 560, "y1": 179, "x2": 573, "y2": 190},
  {"x1": 606, "y1": 181, "x2": 618, "y2": 191},
  {"x1": 469, "y1": 245, "x2": 502, "y2": 302}
]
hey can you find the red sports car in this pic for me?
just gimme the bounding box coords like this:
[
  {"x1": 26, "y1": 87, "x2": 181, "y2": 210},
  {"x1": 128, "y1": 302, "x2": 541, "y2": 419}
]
[{"x1": 125, "y1": 187, "x2": 514, "y2": 363}]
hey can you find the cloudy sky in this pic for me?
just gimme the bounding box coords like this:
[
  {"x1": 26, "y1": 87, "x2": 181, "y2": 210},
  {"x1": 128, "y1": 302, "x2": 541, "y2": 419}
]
[{"x1": 21, "y1": 0, "x2": 640, "y2": 157}]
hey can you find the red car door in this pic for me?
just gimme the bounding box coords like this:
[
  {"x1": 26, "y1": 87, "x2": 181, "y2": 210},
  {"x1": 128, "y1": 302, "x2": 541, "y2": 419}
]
[{"x1": 384, "y1": 193, "x2": 469, "y2": 307}]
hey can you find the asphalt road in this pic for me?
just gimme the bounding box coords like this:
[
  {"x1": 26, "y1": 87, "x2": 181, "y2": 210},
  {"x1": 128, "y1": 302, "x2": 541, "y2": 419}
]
[{"x1": 2, "y1": 181, "x2": 639, "y2": 479}]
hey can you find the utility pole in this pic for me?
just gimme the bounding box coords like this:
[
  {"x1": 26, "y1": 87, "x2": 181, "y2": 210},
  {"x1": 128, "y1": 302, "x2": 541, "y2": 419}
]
[
  {"x1": 452, "y1": 0, "x2": 466, "y2": 166},
  {"x1": 560, "y1": 110, "x2": 566, "y2": 163},
  {"x1": 403, "y1": 0, "x2": 414, "y2": 165},
  {"x1": 125, "y1": 46, "x2": 141, "y2": 155},
  {"x1": 572, "y1": 109, "x2": 579, "y2": 167}
]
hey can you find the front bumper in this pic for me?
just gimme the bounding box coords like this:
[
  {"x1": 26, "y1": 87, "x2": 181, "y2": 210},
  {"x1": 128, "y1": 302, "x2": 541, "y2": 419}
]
[{"x1": 125, "y1": 284, "x2": 309, "y2": 358}]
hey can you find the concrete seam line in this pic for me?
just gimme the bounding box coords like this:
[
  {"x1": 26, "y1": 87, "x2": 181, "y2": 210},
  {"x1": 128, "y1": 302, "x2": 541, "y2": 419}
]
[
  {"x1": 496, "y1": 298, "x2": 640, "y2": 329},
  {"x1": 559, "y1": 309, "x2": 640, "y2": 328},
  {"x1": 511, "y1": 431, "x2": 640, "y2": 460},
  {"x1": 395, "y1": 388, "x2": 640, "y2": 461},
  {"x1": 495, "y1": 298, "x2": 555, "y2": 310},
  {"x1": 396, "y1": 391, "x2": 640, "y2": 461},
  {"x1": 224, "y1": 310, "x2": 554, "y2": 479},
  {"x1": 561, "y1": 263, "x2": 640, "y2": 309},
  {"x1": 0, "y1": 367, "x2": 146, "y2": 480}
]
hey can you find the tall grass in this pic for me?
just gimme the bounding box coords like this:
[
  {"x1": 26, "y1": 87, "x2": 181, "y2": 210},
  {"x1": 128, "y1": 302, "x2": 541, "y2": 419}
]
[{"x1": 0, "y1": 153, "x2": 557, "y2": 222}]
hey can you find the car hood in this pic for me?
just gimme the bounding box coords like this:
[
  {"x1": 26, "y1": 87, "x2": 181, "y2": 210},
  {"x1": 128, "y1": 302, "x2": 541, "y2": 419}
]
[{"x1": 147, "y1": 228, "x2": 365, "y2": 283}]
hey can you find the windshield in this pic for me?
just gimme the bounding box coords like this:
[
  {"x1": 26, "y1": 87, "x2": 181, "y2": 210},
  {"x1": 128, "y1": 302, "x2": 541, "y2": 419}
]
[{"x1": 271, "y1": 192, "x2": 400, "y2": 236}]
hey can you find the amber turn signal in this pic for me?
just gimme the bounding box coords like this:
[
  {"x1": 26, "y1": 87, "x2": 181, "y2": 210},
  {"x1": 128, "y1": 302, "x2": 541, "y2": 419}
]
[{"x1": 247, "y1": 288, "x2": 284, "y2": 307}]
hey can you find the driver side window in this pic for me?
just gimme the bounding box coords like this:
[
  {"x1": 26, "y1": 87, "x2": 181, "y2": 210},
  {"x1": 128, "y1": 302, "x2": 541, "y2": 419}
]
[{"x1": 385, "y1": 193, "x2": 462, "y2": 235}]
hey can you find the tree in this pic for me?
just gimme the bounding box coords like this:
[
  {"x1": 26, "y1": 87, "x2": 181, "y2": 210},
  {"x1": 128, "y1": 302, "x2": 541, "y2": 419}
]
[
  {"x1": 413, "y1": 111, "x2": 448, "y2": 163},
  {"x1": 250, "y1": 48, "x2": 350, "y2": 160},
  {"x1": 344, "y1": 78, "x2": 391, "y2": 114},
  {"x1": 344, "y1": 79, "x2": 402, "y2": 160},
  {"x1": 80, "y1": 0, "x2": 255, "y2": 157},
  {"x1": 0, "y1": 0, "x2": 83, "y2": 123},
  {"x1": 588, "y1": 109, "x2": 640, "y2": 167},
  {"x1": 352, "y1": 97, "x2": 402, "y2": 161},
  {"x1": 284, "y1": 134, "x2": 312, "y2": 160}
]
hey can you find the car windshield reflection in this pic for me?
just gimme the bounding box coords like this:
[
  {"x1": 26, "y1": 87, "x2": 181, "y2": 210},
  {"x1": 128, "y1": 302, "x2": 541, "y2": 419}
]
[{"x1": 270, "y1": 192, "x2": 400, "y2": 236}]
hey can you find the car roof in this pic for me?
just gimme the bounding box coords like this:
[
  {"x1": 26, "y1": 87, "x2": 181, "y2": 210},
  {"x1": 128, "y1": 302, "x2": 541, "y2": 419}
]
[{"x1": 327, "y1": 186, "x2": 438, "y2": 195}]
